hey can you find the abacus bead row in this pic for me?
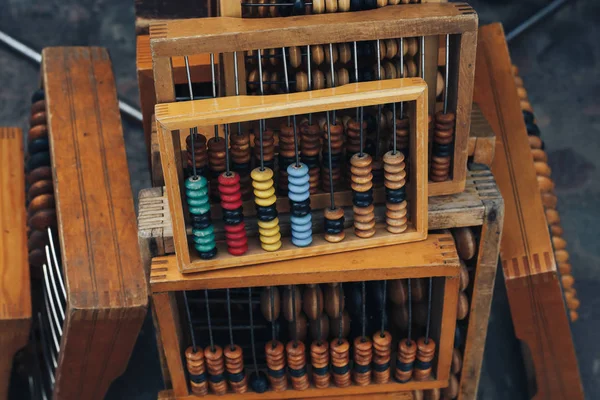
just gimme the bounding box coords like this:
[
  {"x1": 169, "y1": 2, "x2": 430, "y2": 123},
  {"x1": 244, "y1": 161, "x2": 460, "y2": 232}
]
[
  {"x1": 253, "y1": 128, "x2": 276, "y2": 170},
  {"x1": 324, "y1": 206, "x2": 345, "y2": 243},
  {"x1": 218, "y1": 173, "x2": 248, "y2": 256},
  {"x1": 311, "y1": 341, "x2": 331, "y2": 388},
  {"x1": 300, "y1": 122, "x2": 322, "y2": 194},
  {"x1": 185, "y1": 347, "x2": 208, "y2": 395},
  {"x1": 288, "y1": 163, "x2": 313, "y2": 247},
  {"x1": 186, "y1": 133, "x2": 208, "y2": 178},
  {"x1": 330, "y1": 339, "x2": 351, "y2": 387},
  {"x1": 321, "y1": 123, "x2": 344, "y2": 192},
  {"x1": 383, "y1": 151, "x2": 408, "y2": 234},
  {"x1": 286, "y1": 341, "x2": 310, "y2": 390},
  {"x1": 265, "y1": 341, "x2": 288, "y2": 391},
  {"x1": 224, "y1": 344, "x2": 248, "y2": 393},
  {"x1": 278, "y1": 124, "x2": 296, "y2": 193},
  {"x1": 230, "y1": 132, "x2": 253, "y2": 200},
  {"x1": 395, "y1": 117, "x2": 410, "y2": 156},
  {"x1": 350, "y1": 153, "x2": 376, "y2": 238},
  {"x1": 395, "y1": 339, "x2": 416, "y2": 382},
  {"x1": 353, "y1": 337, "x2": 373, "y2": 386},
  {"x1": 208, "y1": 137, "x2": 226, "y2": 200},
  {"x1": 372, "y1": 331, "x2": 392, "y2": 384},
  {"x1": 186, "y1": 176, "x2": 217, "y2": 259},
  {"x1": 430, "y1": 111, "x2": 455, "y2": 182},
  {"x1": 252, "y1": 167, "x2": 282, "y2": 251},
  {"x1": 413, "y1": 338, "x2": 436, "y2": 381},
  {"x1": 204, "y1": 345, "x2": 227, "y2": 395}
]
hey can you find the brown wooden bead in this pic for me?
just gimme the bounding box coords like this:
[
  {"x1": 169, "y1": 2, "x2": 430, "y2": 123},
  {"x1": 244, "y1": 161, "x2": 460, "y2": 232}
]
[
  {"x1": 224, "y1": 344, "x2": 248, "y2": 393},
  {"x1": 29, "y1": 209, "x2": 57, "y2": 231},
  {"x1": 282, "y1": 285, "x2": 302, "y2": 322},
  {"x1": 303, "y1": 284, "x2": 323, "y2": 320},
  {"x1": 286, "y1": 341, "x2": 309, "y2": 390},
  {"x1": 28, "y1": 124, "x2": 48, "y2": 143},
  {"x1": 324, "y1": 283, "x2": 344, "y2": 318},
  {"x1": 27, "y1": 166, "x2": 52, "y2": 186},
  {"x1": 388, "y1": 279, "x2": 408, "y2": 305},
  {"x1": 28, "y1": 229, "x2": 48, "y2": 251},
  {"x1": 372, "y1": 330, "x2": 392, "y2": 383},
  {"x1": 30, "y1": 111, "x2": 47, "y2": 127},
  {"x1": 413, "y1": 338, "x2": 435, "y2": 381},
  {"x1": 411, "y1": 278, "x2": 426, "y2": 303},
  {"x1": 424, "y1": 388, "x2": 441, "y2": 400},
  {"x1": 391, "y1": 303, "x2": 409, "y2": 330},
  {"x1": 541, "y1": 192, "x2": 558, "y2": 209},
  {"x1": 265, "y1": 340, "x2": 287, "y2": 391},
  {"x1": 552, "y1": 236, "x2": 567, "y2": 250},
  {"x1": 550, "y1": 224, "x2": 564, "y2": 237},
  {"x1": 545, "y1": 209, "x2": 560, "y2": 225},
  {"x1": 442, "y1": 374, "x2": 459, "y2": 399},
  {"x1": 395, "y1": 339, "x2": 416, "y2": 382},
  {"x1": 310, "y1": 340, "x2": 331, "y2": 388},
  {"x1": 330, "y1": 310, "x2": 350, "y2": 339},
  {"x1": 310, "y1": 313, "x2": 330, "y2": 342},
  {"x1": 570, "y1": 310, "x2": 579, "y2": 322},
  {"x1": 289, "y1": 46, "x2": 302, "y2": 68},
  {"x1": 537, "y1": 175, "x2": 554, "y2": 193},
  {"x1": 289, "y1": 312, "x2": 308, "y2": 343},
  {"x1": 353, "y1": 336, "x2": 373, "y2": 386},
  {"x1": 459, "y1": 260, "x2": 470, "y2": 291},
  {"x1": 185, "y1": 347, "x2": 208, "y2": 395},
  {"x1": 260, "y1": 286, "x2": 280, "y2": 322},
  {"x1": 28, "y1": 193, "x2": 55, "y2": 216},
  {"x1": 28, "y1": 179, "x2": 53, "y2": 202},
  {"x1": 453, "y1": 227, "x2": 476, "y2": 261},
  {"x1": 204, "y1": 345, "x2": 227, "y2": 395},
  {"x1": 330, "y1": 338, "x2": 351, "y2": 387},
  {"x1": 451, "y1": 348, "x2": 462, "y2": 374},
  {"x1": 457, "y1": 292, "x2": 469, "y2": 320}
]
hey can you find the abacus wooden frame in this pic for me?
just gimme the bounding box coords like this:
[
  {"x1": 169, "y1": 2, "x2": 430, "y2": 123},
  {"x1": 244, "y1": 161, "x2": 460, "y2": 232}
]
[
  {"x1": 149, "y1": 2, "x2": 477, "y2": 196},
  {"x1": 156, "y1": 79, "x2": 428, "y2": 273},
  {"x1": 38, "y1": 47, "x2": 148, "y2": 399},
  {"x1": 0, "y1": 127, "x2": 31, "y2": 400},
  {"x1": 150, "y1": 232, "x2": 460, "y2": 399}
]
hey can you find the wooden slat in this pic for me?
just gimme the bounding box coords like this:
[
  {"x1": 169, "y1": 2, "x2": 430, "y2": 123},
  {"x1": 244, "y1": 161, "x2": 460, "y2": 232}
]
[
  {"x1": 42, "y1": 47, "x2": 148, "y2": 399},
  {"x1": 0, "y1": 127, "x2": 31, "y2": 400},
  {"x1": 149, "y1": 3, "x2": 476, "y2": 56},
  {"x1": 473, "y1": 24, "x2": 583, "y2": 400},
  {"x1": 467, "y1": 103, "x2": 496, "y2": 166}
]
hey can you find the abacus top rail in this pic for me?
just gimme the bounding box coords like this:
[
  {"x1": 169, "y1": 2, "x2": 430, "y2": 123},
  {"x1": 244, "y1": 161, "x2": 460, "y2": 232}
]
[
  {"x1": 155, "y1": 78, "x2": 426, "y2": 131},
  {"x1": 149, "y1": 3, "x2": 477, "y2": 57}
]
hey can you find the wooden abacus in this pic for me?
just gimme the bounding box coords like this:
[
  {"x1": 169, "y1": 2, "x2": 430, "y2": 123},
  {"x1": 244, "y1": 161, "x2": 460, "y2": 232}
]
[
  {"x1": 149, "y1": 3, "x2": 478, "y2": 196},
  {"x1": 0, "y1": 127, "x2": 31, "y2": 400},
  {"x1": 474, "y1": 23, "x2": 584, "y2": 400},
  {"x1": 16, "y1": 47, "x2": 148, "y2": 399},
  {"x1": 139, "y1": 159, "x2": 504, "y2": 399},
  {"x1": 511, "y1": 65, "x2": 579, "y2": 322}
]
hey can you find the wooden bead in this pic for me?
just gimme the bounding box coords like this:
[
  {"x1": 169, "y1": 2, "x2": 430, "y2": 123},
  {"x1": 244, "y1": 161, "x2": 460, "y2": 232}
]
[
  {"x1": 406, "y1": 37, "x2": 419, "y2": 57},
  {"x1": 388, "y1": 279, "x2": 408, "y2": 305},
  {"x1": 552, "y1": 236, "x2": 567, "y2": 250},
  {"x1": 395, "y1": 339, "x2": 416, "y2": 382},
  {"x1": 289, "y1": 312, "x2": 308, "y2": 343},
  {"x1": 185, "y1": 347, "x2": 208, "y2": 395},
  {"x1": 324, "y1": 283, "x2": 345, "y2": 318},
  {"x1": 459, "y1": 260, "x2": 470, "y2": 291},
  {"x1": 310, "y1": 314, "x2": 330, "y2": 342},
  {"x1": 204, "y1": 345, "x2": 227, "y2": 395},
  {"x1": 570, "y1": 310, "x2": 579, "y2": 322},
  {"x1": 436, "y1": 70, "x2": 444, "y2": 97},
  {"x1": 330, "y1": 338, "x2": 351, "y2": 387},
  {"x1": 28, "y1": 179, "x2": 53, "y2": 202},
  {"x1": 330, "y1": 310, "x2": 350, "y2": 339},
  {"x1": 457, "y1": 292, "x2": 469, "y2": 320},
  {"x1": 303, "y1": 284, "x2": 323, "y2": 320},
  {"x1": 338, "y1": 0, "x2": 350, "y2": 11},
  {"x1": 338, "y1": 43, "x2": 351, "y2": 63},
  {"x1": 27, "y1": 166, "x2": 52, "y2": 186},
  {"x1": 225, "y1": 344, "x2": 248, "y2": 393},
  {"x1": 286, "y1": 341, "x2": 309, "y2": 390},
  {"x1": 531, "y1": 148, "x2": 547, "y2": 162},
  {"x1": 325, "y1": 0, "x2": 337, "y2": 12},
  {"x1": 541, "y1": 192, "x2": 558, "y2": 209},
  {"x1": 442, "y1": 374, "x2": 459, "y2": 399},
  {"x1": 29, "y1": 209, "x2": 57, "y2": 231},
  {"x1": 528, "y1": 135, "x2": 543, "y2": 149},
  {"x1": 424, "y1": 388, "x2": 441, "y2": 400},
  {"x1": 324, "y1": 44, "x2": 338, "y2": 64},
  {"x1": 265, "y1": 340, "x2": 288, "y2": 391},
  {"x1": 453, "y1": 227, "x2": 476, "y2": 261},
  {"x1": 391, "y1": 303, "x2": 409, "y2": 330},
  {"x1": 312, "y1": 0, "x2": 325, "y2": 13},
  {"x1": 260, "y1": 286, "x2": 280, "y2": 321},
  {"x1": 411, "y1": 278, "x2": 426, "y2": 303},
  {"x1": 310, "y1": 340, "x2": 331, "y2": 388},
  {"x1": 352, "y1": 337, "x2": 372, "y2": 386},
  {"x1": 372, "y1": 331, "x2": 392, "y2": 383},
  {"x1": 283, "y1": 286, "x2": 302, "y2": 322},
  {"x1": 27, "y1": 193, "x2": 55, "y2": 216},
  {"x1": 413, "y1": 338, "x2": 435, "y2": 381},
  {"x1": 451, "y1": 348, "x2": 462, "y2": 374},
  {"x1": 550, "y1": 224, "x2": 564, "y2": 237},
  {"x1": 545, "y1": 209, "x2": 560, "y2": 225}
]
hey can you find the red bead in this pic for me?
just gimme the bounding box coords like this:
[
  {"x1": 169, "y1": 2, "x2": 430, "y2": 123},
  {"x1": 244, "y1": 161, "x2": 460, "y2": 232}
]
[
  {"x1": 227, "y1": 237, "x2": 248, "y2": 248},
  {"x1": 224, "y1": 223, "x2": 245, "y2": 233},
  {"x1": 219, "y1": 172, "x2": 240, "y2": 185},
  {"x1": 224, "y1": 222, "x2": 248, "y2": 256},
  {"x1": 220, "y1": 191, "x2": 242, "y2": 204},
  {"x1": 219, "y1": 183, "x2": 241, "y2": 195}
]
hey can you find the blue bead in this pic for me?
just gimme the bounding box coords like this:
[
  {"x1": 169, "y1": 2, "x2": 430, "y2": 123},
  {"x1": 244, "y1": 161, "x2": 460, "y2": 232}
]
[
  {"x1": 291, "y1": 235, "x2": 312, "y2": 247},
  {"x1": 289, "y1": 187, "x2": 310, "y2": 202},
  {"x1": 291, "y1": 214, "x2": 312, "y2": 225},
  {"x1": 292, "y1": 228, "x2": 313, "y2": 240}
]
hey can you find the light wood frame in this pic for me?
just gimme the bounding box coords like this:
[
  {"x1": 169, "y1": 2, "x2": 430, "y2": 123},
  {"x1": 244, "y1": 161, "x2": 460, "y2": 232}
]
[
  {"x1": 156, "y1": 79, "x2": 428, "y2": 273},
  {"x1": 149, "y1": 2, "x2": 477, "y2": 196}
]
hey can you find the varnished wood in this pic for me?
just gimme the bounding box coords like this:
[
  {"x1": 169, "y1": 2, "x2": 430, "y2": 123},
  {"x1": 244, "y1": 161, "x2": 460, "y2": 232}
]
[
  {"x1": 0, "y1": 127, "x2": 31, "y2": 400},
  {"x1": 467, "y1": 103, "x2": 495, "y2": 166},
  {"x1": 42, "y1": 47, "x2": 148, "y2": 399},
  {"x1": 473, "y1": 24, "x2": 584, "y2": 400},
  {"x1": 157, "y1": 79, "x2": 428, "y2": 273}
]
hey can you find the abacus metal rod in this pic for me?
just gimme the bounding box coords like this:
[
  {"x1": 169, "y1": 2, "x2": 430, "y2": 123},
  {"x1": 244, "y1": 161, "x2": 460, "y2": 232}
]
[
  {"x1": 392, "y1": 103, "x2": 397, "y2": 154},
  {"x1": 361, "y1": 281, "x2": 366, "y2": 340},
  {"x1": 41, "y1": 286, "x2": 60, "y2": 355},
  {"x1": 226, "y1": 288, "x2": 235, "y2": 350},
  {"x1": 380, "y1": 280, "x2": 387, "y2": 335},
  {"x1": 224, "y1": 124, "x2": 231, "y2": 175},
  {"x1": 353, "y1": 41, "x2": 359, "y2": 123},
  {"x1": 270, "y1": 286, "x2": 277, "y2": 347},
  {"x1": 204, "y1": 289, "x2": 216, "y2": 352},
  {"x1": 291, "y1": 285, "x2": 298, "y2": 346},
  {"x1": 210, "y1": 53, "x2": 219, "y2": 140},
  {"x1": 376, "y1": 39, "x2": 382, "y2": 159},
  {"x1": 37, "y1": 313, "x2": 57, "y2": 382},
  {"x1": 42, "y1": 264, "x2": 63, "y2": 333},
  {"x1": 399, "y1": 37, "x2": 404, "y2": 118},
  {"x1": 337, "y1": 283, "x2": 344, "y2": 344},
  {"x1": 420, "y1": 36, "x2": 425, "y2": 80},
  {"x1": 353, "y1": 41, "x2": 365, "y2": 157},
  {"x1": 326, "y1": 112, "x2": 335, "y2": 209},
  {"x1": 234, "y1": 51, "x2": 243, "y2": 136},
  {"x1": 360, "y1": 107, "x2": 364, "y2": 157},
  {"x1": 316, "y1": 286, "x2": 322, "y2": 344},
  {"x1": 184, "y1": 56, "x2": 199, "y2": 177},
  {"x1": 328, "y1": 43, "x2": 336, "y2": 122},
  {"x1": 281, "y1": 47, "x2": 300, "y2": 167},
  {"x1": 241, "y1": 2, "x2": 313, "y2": 6},
  {"x1": 406, "y1": 279, "x2": 412, "y2": 344},
  {"x1": 43, "y1": 250, "x2": 65, "y2": 320},
  {"x1": 425, "y1": 277, "x2": 433, "y2": 344},
  {"x1": 307, "y1": 45, "x2": 312, "y2": 125},
  {"x1": 182, "y1": 291, "x2": 198, "y2": 352},
  {"x1": 258, "y1": 50, "x2": 266, "y2": 171},
  {"x1": 249, "y1": 287, "x2": 260, "y2": 375},
  {"x1": 443, "y1": 34, "x2": 450, "y2": 115},
  {"x1": 47, "y1": 228, "x2": 66, "y2": 300}
]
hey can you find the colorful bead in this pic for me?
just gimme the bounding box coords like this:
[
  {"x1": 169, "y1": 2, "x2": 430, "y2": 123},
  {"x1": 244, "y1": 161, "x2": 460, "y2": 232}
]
[{"x1": 186, "y1": 176, "x2": 217, "y2": 259}]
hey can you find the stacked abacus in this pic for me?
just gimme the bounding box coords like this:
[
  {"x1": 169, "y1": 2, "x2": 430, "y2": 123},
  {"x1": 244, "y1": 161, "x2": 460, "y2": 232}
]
[
  {"x1": 26, "y1": 90, "x2": 56, "y2": 271},
  {"x1": 512, "y1": 65, "x2": 580, "y2": 322}
]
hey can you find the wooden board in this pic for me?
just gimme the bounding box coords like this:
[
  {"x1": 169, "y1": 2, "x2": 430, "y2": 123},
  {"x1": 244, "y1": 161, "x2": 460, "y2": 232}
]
[
  {"x1": 157, "y1": 79, "x2": 428, "y2": 273},
  {"x1": 473, "y1": 24, "x2": 584, "y2": 400},
  {"x1": 42, "y1": 47, "x2": 148, "y2": 399},
  {"x1": 0, "y1": 127, "x2": 31, "y2": 400},
  {"x1": 467, "y1": 103, "x2": 495, "y2": 166},
  {"x1": 135, "y1": 0, "x2": 215, "y2": 35}
]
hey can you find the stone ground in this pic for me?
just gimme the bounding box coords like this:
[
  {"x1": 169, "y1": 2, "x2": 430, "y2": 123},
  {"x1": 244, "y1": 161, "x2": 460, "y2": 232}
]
[{"x1": 1, "y1": 0, "x2": 598, "y2": 398}]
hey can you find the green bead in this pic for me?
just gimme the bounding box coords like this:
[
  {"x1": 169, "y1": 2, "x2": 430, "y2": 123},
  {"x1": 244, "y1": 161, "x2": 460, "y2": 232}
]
[
  {"x1": 193, "y1": 226, "x2": 215, "y2": 237},
  {"x1": 185, "y1": 176, "x2": 207, "y2": 190},
  {"x1": 189, "y1": 205, "x2": 211, "y2": 215},
  {"x1": 187, "y1": 195, "x2": 209, "y2": 206},
  {"x1": 192, "y1": 233, "x2": 215, "y2": 245},
  {"x1": 186, "y1": 186, "x2": 208, "y2": 199},
  {"x1": 195, "y1": 242, "x2": 216, "y2": 253}
]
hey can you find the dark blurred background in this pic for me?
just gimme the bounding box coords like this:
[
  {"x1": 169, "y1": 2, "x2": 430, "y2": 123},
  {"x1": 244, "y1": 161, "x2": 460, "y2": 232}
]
[{"x1": 1, "y1": 0, "x2": 598, "y2": 398}]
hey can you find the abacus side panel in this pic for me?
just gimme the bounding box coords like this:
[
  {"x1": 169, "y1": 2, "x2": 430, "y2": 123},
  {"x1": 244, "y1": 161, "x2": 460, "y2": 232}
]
[
  {"x1": 431, "y1": 275, "x2": 460, "y2": 383},
  {"x1": 158, "y1": 387, "x2": 418, "y2": 399},
  {"x1": 153, "y1": 292, "x2": 190, "y2": 398},
  {"x1": 154, "y1": 56, "x2": 176, "y2": 103}
]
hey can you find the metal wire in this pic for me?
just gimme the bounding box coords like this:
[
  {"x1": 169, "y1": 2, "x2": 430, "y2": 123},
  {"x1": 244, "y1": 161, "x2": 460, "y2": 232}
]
[
  {"x1": 184, "y1": 56, "x2": 199, "y2": 177},
  {"x1": 443, "y1": 34, "x2": 450, "y2": 115},
  {"x1": 376, "y1": 40, "x2": 382, "y2": 159},
  {"x1": 205, "y1": 290, "x2": 216, "y2": 352},
  {"x1": 270, "y1": 287, "x2": 277, "y2": 346},
  {"x1": 328, "y1": 43, "x2": 336, "y2": 121},
  {"x1": 226, "y1": 289, "x2": 236, "y2": 350},
  {"x1": 182, "y1": 291, "x2": 197, "y2": 352},
  {"x1": 210, "y1": 53, "x2": 219, "y2": 140},
  {"x1": 307, "y1": 45, "x2": 313, "y2": 124},
  {"x1": 425, "y1": 277, "x2": 433, "y2": 343},
  {"x1": 399, "y1": 37, "x2": 404, "y2": 118},
  {"x1": 381, "y1": 280, "x2": 387, "y2": 335},
  {"x1": 326, "y1": 112, "x2": 335, "y2": 209},
  {"x1": 361, "y1": 282, "x2": 366, "y2": 340},
  {"x1": 291, "y1": 286, "x2": 298, "y2": 346},
  {"x1": 249, "y1": 287, "x2": 260, "y2": 374},
  {"x1": 258, "y1": 50, "x2": 266, "y2": 170},
  {"x1": 407, "y1": 279, "x2": 412, "y2": 344},
  {"x1": 337, "y1": 283, "x2": 344, "y2": 344}
]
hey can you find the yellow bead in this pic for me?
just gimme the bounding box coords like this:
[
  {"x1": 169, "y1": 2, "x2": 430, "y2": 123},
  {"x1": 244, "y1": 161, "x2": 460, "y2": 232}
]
[
  {"x1": 261, "y1": 232, "x2": 282, "y2": 245},
  {"x1": 261, "y1": 240, "x2": 282, "y2": 252},
  {"x1": 251, "y1": 167, "x2": 274, "y2": 181},
  {"x1": 254, "y1": 186, "x2": 275, "y2": 199},
  {"x1": 252, "y1": 179, "x2": 274, "y2": 191},
  {"x1": 258, "y1": 218, "x2": 279, "y2": 229},
  {"x1": 259, "y1": 226, "x2": 280, "y2": 237},
  {"x1": 255, "y1": 195, "x2": 277, "y2": 207}
]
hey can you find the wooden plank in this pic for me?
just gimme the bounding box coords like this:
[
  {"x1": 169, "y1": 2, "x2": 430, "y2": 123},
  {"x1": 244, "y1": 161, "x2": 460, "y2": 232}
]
[
  {"x1": 150, "y1": 232, "x2": 459, "y2": 292},
  {"x1": 0, "y1": 127, "x2": 31, "y2": 400},
  {"x1": 149, "y1": 3, "x2": 476, "y2": 57},
  {"x1": 473, "y1": 24, "x2": 584, "y2": 400},
  {"x1": 42, "y1": 47, "x2": 148, "y2": 399},
  {"x1": 467, "y1": 103, "x2": 495, "y2": 166}
]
